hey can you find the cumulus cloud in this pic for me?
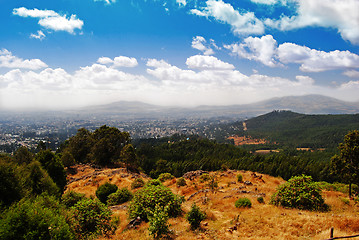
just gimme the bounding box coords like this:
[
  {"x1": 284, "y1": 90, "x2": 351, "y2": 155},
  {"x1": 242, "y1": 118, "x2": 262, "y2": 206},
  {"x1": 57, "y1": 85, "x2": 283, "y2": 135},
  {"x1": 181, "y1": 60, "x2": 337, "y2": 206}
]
[
  {"x1": 264, "y1": 0, "x2": 359, "y2": 44},
  {"x1": 250, "y1": 0, "x2": 278, "y2": 4},
  {"x1": 190, "y1": 0, "x2": 264, "y2": 35},
  {"x1": 13, "y1": 7, "x2": 83, "y2": 34},
  {"x1": 225, "y1": 35, "x2": 359, "y2": 72},
  {"x1": 96, "y1": 56, "x2": 138, "y2": 67},
  {"x1": 186, "y1": 55, "x2": 235, "y2": 70},
  {"x1": 277, "y1": 43, "x2": 359, "y2": 72},
  {"x1": 343, "y1": 70, "x2": 359, "y2": 78},
  {"x1": 176, "y1": 0, "x2": 187, "y2": 6},
  {"x1": 30, "y1": 30, "x2": 46, "y2": 40},
  {"x1": 225, "y1": 35, "x2": 279, "y2": 67},
  {"x1": 0, "y1": 49, "x2": 48, "y2": 70},
  {"x1": 191, "y1": 36, "x2": 215, "y2": 55}
]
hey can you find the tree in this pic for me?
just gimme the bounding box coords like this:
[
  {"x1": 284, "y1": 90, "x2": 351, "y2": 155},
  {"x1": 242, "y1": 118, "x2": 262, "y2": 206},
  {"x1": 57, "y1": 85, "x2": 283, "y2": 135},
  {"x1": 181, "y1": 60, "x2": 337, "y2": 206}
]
[
  {"x1": 14, "y1": 146, "x2": 33, "y2": 165},
  {"x1": 120, "y1": 144, "x2": 138, "y2": 172},
  {"x1": 67, "y1": 128, "x2": 94, "y2": 163},
  {"x1": 331, "y1": 130, "x2": 359, "y2": 198}
]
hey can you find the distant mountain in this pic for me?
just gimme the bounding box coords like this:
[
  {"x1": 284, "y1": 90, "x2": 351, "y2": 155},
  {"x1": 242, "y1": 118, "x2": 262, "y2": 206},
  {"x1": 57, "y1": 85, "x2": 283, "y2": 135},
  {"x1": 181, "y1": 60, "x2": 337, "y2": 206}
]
[{"x1": 68, "y1": 95, "x2": 359, "y2": 120}]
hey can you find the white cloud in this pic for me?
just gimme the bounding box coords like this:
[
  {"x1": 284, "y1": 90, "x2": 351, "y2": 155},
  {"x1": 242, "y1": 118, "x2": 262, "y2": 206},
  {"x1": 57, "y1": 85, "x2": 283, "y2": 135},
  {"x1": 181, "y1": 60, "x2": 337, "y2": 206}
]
[
  {"x1": 343, "y1": 70, "x2": 359, "y2": 78},
  {"x1": 176, "y1": 0, "x2": 187, "y2": 6},
  {"x1": 190, "y1": 0, "x2": 264, "y2": 35},
  {"x1": 225, "y1": 35, "x2": 279, "y2": 67},
  {"x1": 264, "y1": 0, "x2": 359, "y2": 44},
  {"x1": 277, "y1": 43, "x2": 359, "y2": 72},
  {"x1": 0, "y1": 49, "x2": 48, "y2": 70},
  {"x1": 250, "y1": 0, "x2": 278, "y2": 4},
  {"x1": 94, "y1": 0, "x2": 117, "y2": 4},
  {"x1": 13, "y1": 7, "x2": 83, "y2": 34},
  {"x1": 30, "y1": 30, "x2": 46, "y2": 40},
  {"x1": 186, "y1": 55, "x2": 235, "y2": 70},
  {"x1": 96, "y1": 56, "x2": 138, "y2": 67},
  {"x1": 191, "y1": 36, "x2": 215, "y2": 55}
]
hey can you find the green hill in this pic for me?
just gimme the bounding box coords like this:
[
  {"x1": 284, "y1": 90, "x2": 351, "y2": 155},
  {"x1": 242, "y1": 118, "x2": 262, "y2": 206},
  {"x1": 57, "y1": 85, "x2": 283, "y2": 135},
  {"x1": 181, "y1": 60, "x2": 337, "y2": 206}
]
[{"x1": 229, "y1": 110, "x2": 359, "y2": 148}]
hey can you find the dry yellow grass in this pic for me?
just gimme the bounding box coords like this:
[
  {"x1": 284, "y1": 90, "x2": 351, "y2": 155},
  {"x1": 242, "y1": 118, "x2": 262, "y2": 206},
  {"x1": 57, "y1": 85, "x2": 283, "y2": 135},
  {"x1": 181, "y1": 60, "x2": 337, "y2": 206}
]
[{"x1": 66, "y1": 165, "x2": 359, "y2": 240}]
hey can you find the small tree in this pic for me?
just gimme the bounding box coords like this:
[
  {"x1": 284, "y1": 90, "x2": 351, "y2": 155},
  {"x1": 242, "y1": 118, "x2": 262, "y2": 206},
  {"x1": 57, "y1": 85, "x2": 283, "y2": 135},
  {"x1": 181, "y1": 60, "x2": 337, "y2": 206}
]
[
  {"x1": 331, "y1": 130, "x2": 359, "y2": 198},
  {"x1": 186, "y1": 203, "x2": 206, "y2": 230}
]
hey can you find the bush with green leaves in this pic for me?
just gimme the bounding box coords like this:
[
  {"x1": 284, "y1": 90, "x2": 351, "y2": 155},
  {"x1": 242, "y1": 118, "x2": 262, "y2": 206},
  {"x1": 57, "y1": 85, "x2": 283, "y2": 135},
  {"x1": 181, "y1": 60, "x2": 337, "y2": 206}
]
[
  {"x1": 237, "y1": 174, "x2": 243, "y2": 183},
  {"x1": 128, "y1": 181, "x2": 183, "y2": 221},
  {"x1": 0, "y1": 195, "x2": 74, "y2": 240},
  {"x1": 95, "y1": 182, "x2": 118, "y2": 204},
  {"x1": 131, "y1": 178, "x2": 145, "y2": 189},
  {"x1": 207, "y1": 175, "x2": 218, "y2": 190},
  {"x1": 148, "y1": 205, "x2": 170, "y2": 239},
  {"x1": 0, "y1": 157, "x2": 23, "y2": 207},
  {"x1": 270, "y1": 175, "x2": 329, "y2": 211},
  {"x1": 158, "y1": 172, "x2": 175, "y2": 182},
  {"x1": 69, "y1": 198, "x2": 116, "y2": 239},
  {"x1": 107, "y1": 187, "x2": 133, "y2": 206},
  {"x1": 186, "y1": 203, "x2": 206, "y2": 230},
  {"x1": 176, "y1": 177, "x2": 187, "y2": 187},
  {"x1": 235, "y1": 197, "x2": 252, "y2": 208},
  {"x1": 61, "y1": 191, "x2": 86, "y2": 208}
]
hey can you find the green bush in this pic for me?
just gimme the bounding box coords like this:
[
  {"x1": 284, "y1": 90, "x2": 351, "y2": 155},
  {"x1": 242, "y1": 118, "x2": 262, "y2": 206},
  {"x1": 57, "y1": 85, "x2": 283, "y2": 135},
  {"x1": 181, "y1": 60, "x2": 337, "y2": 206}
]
[
  {"x1": 95, "y1": 182, "x2": 118, "y2": 204},
  {"x1": 148, "y1": 205, "x2": 170, "y2": 239},
  {"x1": 0, "y1": 158, "x2": 23, "y2": 207},
  {"x1": 61, "y1": 191, "x2": 86, "y2": 208},
  {"x1": 128, "y1": 181, "x2": 183, "y2": 221},
  {"x1": 207, "y1": 175, "x2": 218, "y2": 190},
  {"x1": 146, "y1": 179, "x2": 162, "y2": 187},
  {"x1": 69, "y1": 198, "x2": 116, "y2": 239},
  {"x1": 107, "y1": 188, "x2": 133, "y2": 206},
  {"x1": 270, "y1": 175, "x2": 329, "y2": 211},
  {"x1": 0, "y1": 195, "x2": 74, "y2": 240},
  {"x1": 186, "y1": 203, "x2": 206, "y2": 230},
  {"x1": 237, "y1": 174, "x2": 243, "y2": 183},
  {"x1": 257, "y1": 196, "x2": 265, "y2": 204},
  {"x1": 158, "y1": 172, "x2": 175, "y2": 182},
  {"x1": 176, "y1": 177, "x2": 187, "y2": 187},
  {"x1": 235, "y1": 197, "x2": 252, "y2": 208},
  {"x1": 131, "y1": 178, "x2": 145, "y2": 189}
]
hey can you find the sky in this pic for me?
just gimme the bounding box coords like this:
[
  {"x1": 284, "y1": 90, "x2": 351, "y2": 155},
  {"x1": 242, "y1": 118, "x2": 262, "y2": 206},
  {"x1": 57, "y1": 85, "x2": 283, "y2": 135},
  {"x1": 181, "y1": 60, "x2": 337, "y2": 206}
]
[{"x1": 1, "y1": 0, "x2": 359, "y2": 110}]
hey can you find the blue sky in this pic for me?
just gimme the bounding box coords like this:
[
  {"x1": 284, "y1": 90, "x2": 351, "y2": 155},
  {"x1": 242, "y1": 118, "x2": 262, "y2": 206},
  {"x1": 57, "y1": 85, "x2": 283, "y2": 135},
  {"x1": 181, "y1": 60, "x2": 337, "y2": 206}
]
[{"x1": 1, "y1": 0, "x2": 359, "y2": 110}]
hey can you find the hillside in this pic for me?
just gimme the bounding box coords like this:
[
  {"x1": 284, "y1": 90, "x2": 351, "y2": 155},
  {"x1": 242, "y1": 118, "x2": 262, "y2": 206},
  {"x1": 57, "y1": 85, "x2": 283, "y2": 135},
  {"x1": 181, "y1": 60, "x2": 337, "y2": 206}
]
[
  {"x1": 66, "y1": 165, "x2": 359, "y2": 240},
  {"x1": 225, "y1": 110, "x2": 359, "y2": 148}
]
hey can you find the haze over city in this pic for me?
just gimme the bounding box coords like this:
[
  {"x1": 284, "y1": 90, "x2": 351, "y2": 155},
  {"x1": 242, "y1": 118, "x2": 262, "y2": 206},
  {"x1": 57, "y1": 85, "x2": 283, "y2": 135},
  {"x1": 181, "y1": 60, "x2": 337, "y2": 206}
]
[{"x1": 1, "y1": 0, "x2": 359, "y2": 110}]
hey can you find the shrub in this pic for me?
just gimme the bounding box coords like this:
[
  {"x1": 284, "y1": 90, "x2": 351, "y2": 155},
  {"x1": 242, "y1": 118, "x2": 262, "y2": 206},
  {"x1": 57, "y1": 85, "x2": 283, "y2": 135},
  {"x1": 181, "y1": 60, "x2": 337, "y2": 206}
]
[
  {"x1": 237, "y1": 174, "x2": 243, "y2": 183},
  {"x1": 146, "y1": 179, "x2": 162, "y2": 187},
  {"x1": 128, "y1": 181, "x2": 183, "y2": 221},
  {"x1": 70, "y1": 198, "x2": 116, "y2": 239},
  {"x1": 96, "y1": 182, "x2": 118, "y2": 204},
  {"x1": 257, "y1": 196, "x2": 265, "y2": 204},
  {"x1": 158, "y1": 172, "x2": 175, "y2": 182},
  {"x1": 235, "y1": 197, "x2": 252, "y2": 208},
  {"x1": 186, "y1": 203, "x2": 206, "y2": 230},
  {"x1": 61, "y1": 191, "x2": 86, "y2": 208},
  {"x1": 207, "y1": 175, "x2": 218, "y2": 190},
  {"x1": 176, "y1": 177, "x2": 187, "y2": 187},
  {"x1": 199, "y1": 173, "x2": 210, "y2": 182},
  {"x1": 107, "y1": 188, "x2": 133, "y2": 206},
  {"x1": 148, "y1": 205, "x2": 170, "y2": 239},
  {"x1": 270, "y1": 175, "x2": 329, "y2": 211},
  {"x1": 0, "y1": 195, "x2": 74, "y2": 240},
  {"x1": 0, "y1": 158, "x2": 22, "y2": 207},
  {"x1": 131, "y1": 178, "x2": 145, "y2": 189}
]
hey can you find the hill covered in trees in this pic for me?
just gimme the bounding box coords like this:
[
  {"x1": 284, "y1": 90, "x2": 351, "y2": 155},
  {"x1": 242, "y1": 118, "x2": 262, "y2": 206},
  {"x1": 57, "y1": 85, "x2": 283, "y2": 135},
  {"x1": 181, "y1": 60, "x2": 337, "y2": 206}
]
[{"x1": 220, "y1": 110, "x2": 359, "y2": 149}]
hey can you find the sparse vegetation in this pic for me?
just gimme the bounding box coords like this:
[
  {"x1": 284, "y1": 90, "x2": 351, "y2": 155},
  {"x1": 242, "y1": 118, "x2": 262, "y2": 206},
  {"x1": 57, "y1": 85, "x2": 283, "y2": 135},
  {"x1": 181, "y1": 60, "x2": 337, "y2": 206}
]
[
  {"x1": 131, "y1": 178, "x2": 145, "y2": 189},
  {"x1": 237, "y1": 174, "x2": 243, "y2": 183},
  {"x1": 176, "y1": 177, "x2": 187, "y2": 187},
  {"x1": 257, "y1": 196, "x2": 264, "y2": 204}
]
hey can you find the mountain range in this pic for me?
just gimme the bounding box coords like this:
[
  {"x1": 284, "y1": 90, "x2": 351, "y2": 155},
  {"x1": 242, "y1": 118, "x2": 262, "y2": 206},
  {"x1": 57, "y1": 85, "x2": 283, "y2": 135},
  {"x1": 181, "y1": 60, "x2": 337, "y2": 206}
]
[{"x1": 68, "y1": 94, "x2": 359, "y2": 120}]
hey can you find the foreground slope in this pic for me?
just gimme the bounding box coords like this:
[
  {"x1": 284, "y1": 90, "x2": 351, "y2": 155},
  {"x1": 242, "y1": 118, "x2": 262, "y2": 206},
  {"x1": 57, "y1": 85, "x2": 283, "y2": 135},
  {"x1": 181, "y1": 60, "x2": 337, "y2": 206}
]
[{"x1": 66, "y1": 165, "x2": 359, "y2": 240}]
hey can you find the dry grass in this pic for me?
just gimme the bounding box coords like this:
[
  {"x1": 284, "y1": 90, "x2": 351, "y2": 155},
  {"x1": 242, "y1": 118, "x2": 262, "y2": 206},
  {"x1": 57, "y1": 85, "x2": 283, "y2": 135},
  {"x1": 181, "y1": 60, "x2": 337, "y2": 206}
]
[{"x1": 66, "y1": 165, "x2": 359, "y2": 240}]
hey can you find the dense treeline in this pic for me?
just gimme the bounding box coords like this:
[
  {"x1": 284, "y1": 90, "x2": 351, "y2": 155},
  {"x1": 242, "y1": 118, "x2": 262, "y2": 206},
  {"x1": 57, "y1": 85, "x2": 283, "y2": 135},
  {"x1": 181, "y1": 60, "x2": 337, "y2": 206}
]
[{"x1": 135, "y1": 136, "x2": 338, "y2": 182}]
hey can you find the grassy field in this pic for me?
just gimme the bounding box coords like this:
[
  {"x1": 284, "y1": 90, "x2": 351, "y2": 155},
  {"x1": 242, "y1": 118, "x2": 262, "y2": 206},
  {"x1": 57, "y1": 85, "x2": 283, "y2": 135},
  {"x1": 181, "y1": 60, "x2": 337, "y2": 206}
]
[{"x1": 66, "y1": 165, "x2": 359, "y2": 240}]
